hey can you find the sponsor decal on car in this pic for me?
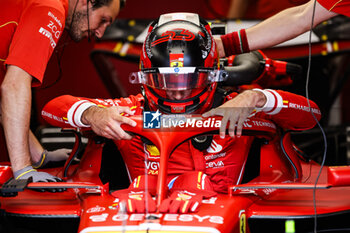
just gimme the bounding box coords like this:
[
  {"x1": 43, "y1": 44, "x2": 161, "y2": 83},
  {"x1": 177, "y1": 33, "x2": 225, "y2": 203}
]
[
  {"x1": 86, "y1": 205, "x2": 106, "y2": 213},
  {"x1": 239, "y1": 210, "x2": 246, "y2": 233},
  {"x1": 88, "y1": 213, "x2": 224, "y2": 224}
]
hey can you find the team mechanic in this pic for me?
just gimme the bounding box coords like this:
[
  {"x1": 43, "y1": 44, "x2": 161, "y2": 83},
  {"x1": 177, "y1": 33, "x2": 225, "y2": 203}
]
[
  {"x1": 0, "y1": 0, "x2": 125, "y2": 189},
  {"x1": 41, "y1": 13, "x2": 321, "y2": 213},
  {"x1": 215, "y1": 0, "x2": 348, "y2": 57}
]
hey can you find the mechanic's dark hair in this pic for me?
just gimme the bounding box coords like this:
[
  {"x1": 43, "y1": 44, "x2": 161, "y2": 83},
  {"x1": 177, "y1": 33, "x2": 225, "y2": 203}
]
[{"x1": 90, "y1": 0, "x2": 126, "y2": 9}]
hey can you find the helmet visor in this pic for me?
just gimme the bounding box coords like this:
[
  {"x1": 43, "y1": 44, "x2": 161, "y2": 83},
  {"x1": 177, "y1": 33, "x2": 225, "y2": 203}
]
[{"x1": 129, "y1": 67, "x2": 227, "y2": 90}]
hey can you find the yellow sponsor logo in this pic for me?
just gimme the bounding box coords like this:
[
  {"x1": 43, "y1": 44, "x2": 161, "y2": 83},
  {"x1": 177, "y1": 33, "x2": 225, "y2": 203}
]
[
  {"x1": 170, "y1": 61, "x2": 183, "y2": 67},
  {"x1": 145, "y1": 144, "x2": 160, "y2": 159},
  {"x1": 240, "y1": 213, "x2": 246, "y2": 233}
]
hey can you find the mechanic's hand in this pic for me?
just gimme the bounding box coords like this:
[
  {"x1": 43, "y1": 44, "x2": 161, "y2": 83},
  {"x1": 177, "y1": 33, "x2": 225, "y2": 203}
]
[
  {"x1": 202, "y1": 90, "x2": 266, "y2": 138},
  {"x1": 112, "y1": 190, "x2": 156, "y2": 213},
  {"x1": 33, "y1": 149, "x2": 71, "y2": 169},
  {"x1": 82, "y1": 105, "x2": 136, "y2": 140},
  {"x1": 13, "y1": 166, "x2": 65, "y2": 192},
  {"x1": 159, "y1": 190, "x2": 203, "y2": 213}
]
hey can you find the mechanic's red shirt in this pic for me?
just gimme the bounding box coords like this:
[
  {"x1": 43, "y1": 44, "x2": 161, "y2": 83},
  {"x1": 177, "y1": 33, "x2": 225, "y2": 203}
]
[
  {"x1": 0, "y1": 0, "x2": 68, "y2": 86},
  {"x1": 42, "y1": 91, "x2": 321, "y2": 193},
  {"x1": 318, "y1": 0, "x2": 350, "y2": 17}
]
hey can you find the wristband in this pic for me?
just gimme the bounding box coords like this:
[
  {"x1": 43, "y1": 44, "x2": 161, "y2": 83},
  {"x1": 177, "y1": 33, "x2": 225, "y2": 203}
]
[
  {"x1": 221, "y1": 29, "x2": 250, "y2": 55},
  {"x1": 67, "y1": 100, "x2": 96, "y2": 127},
  {"x1": 14, "y1": 166, "x2": 37, "y2": 180},
  {"x1": 253, "y1": 89, "x2": 283, "y2": 115}
]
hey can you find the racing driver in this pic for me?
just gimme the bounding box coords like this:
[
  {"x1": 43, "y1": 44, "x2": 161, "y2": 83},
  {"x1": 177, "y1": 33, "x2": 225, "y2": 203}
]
[{"x1": 41, "y1": 13, "x2": 321, "y2": 213}]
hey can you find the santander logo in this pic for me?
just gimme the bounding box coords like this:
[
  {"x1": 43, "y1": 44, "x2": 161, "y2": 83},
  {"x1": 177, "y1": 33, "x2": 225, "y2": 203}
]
[{"x1": 206, "y1": 140, "x2": 223, "y2": 153}]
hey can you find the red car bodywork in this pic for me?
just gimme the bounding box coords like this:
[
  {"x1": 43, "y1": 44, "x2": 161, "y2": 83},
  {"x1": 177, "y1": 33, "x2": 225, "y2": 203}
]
[{"x1": 0, "y1": 115, "x2": 350, "y2": 233}]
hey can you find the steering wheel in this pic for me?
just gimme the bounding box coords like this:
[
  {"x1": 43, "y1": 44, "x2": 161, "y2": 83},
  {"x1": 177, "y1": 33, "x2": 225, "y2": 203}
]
[{"x1": 121, "y1": 115, "x2": 277, "y2": 208}]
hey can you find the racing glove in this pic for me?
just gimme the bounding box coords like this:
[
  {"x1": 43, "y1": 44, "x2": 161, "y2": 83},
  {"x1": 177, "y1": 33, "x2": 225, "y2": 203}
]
[
  {"x1": 159, "y1": 190, "x2": 203, "y2": 213},
  {"x1": 33, "y1": 149, "x2": 71, "y2": 169},
  {"x1": 14, "y1": 165, "x2": 65, "y2": 192},
  {"x1": 112, "y1": 189, "x2": 156, "y2": 213},
  {"x1": 159, "y1": 171, "x2": 216, "y2": 214},
  {"x1": 111, "y1": 175, "x2": 159, "y2": 213}
]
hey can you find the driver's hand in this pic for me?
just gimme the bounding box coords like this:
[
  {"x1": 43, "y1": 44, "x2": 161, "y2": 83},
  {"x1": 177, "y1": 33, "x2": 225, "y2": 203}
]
[
  {"x1": 112, "y1": 190, "x2": 156, "y2": 213},
  {"x1": 159, "y1": 190, "x2": 203, "y2": 214},
  {"x1": 81, "y1": 105, "x2": 136, "y2": 140},
  {"x1": 202, "y1": 90, "x2": 266, "y2": 138},
  {"x1": 14, "y1": 166, "x2": 65, "y2": 192}
]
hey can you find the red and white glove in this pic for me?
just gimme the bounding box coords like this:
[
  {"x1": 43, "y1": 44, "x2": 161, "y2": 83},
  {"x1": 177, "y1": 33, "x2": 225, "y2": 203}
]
[
  {"x1": 159, "y1": 190, "x2": 203, "y2": 213},
  {"x1": 111, "y1": 175, "x2": 159, "y2": 213},
  {"x1": 112, "y1": 189, "x2": 156, "y2": 213},
  {"x1": 159, "y1": 171, "x2": 216, "y2": 214}
]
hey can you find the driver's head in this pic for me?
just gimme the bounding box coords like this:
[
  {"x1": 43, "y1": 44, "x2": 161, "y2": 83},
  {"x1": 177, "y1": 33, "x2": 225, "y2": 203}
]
[
  {"x1": 131, "y1": 13, "x2": 224, "y2": 114},
  {"x1": 66, "y1": 0, "x2": 125, "y2": 42}
]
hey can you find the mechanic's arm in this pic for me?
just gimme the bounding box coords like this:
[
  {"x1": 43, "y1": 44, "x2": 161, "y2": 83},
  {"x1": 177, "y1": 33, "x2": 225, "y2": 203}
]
[
  {"x1": 216, "y1": 1, "x2": 338, "y2": 57},
  {"x1": 1, "y1": 68, "x2": 67, "y2": 187},
  {"x1": 203, "y1": 90, "x2": 266, "y2": 138},
  {"x1": 28, "y1": 129, "x2": 45, "y2": 162},
  {"x1": 1, "y1": 65, "x2": 32, "y2": 172}
]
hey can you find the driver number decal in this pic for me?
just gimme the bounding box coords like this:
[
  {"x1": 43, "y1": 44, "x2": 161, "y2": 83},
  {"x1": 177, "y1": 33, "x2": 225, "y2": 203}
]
[{"x1": 151, "y1": 29, "x2": 195, "y2": 46}]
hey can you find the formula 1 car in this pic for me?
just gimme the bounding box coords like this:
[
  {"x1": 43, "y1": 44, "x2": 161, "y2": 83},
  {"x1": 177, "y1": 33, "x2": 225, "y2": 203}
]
[
  {"x1": 1, "y1": 113, "x2": 350, "y2": 233},
  {"x1": 1, "y1": 52, "x2": 350, "y2": 233}
]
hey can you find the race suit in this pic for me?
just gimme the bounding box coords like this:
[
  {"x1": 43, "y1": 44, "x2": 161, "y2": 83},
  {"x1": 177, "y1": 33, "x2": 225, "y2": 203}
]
[
  {"x1": 317, "y1": 0, "x2": 350, "y2": 17},
  {"x1": 0, "y1": 0, "x2": 68, "y2": 85},
  {"x1": 42, "y1": 90, "x2": 321, "y2": 193}
]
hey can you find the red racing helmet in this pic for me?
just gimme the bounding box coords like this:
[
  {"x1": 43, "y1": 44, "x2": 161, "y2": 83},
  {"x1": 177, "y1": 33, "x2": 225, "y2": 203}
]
[{"x1": 129, "y1": 13, "x2": 226, "y2": 114}]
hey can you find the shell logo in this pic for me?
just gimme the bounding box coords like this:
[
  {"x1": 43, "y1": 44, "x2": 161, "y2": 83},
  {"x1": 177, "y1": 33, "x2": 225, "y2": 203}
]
[{"x1": 144, "y1": 144, "x2": 160, "y2": 159}]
